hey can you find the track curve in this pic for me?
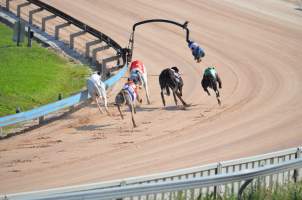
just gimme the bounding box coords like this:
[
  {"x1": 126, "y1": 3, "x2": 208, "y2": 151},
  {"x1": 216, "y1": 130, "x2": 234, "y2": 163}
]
[{"x1": 1, "y1": 0, "x2": 302, "y2": 193}]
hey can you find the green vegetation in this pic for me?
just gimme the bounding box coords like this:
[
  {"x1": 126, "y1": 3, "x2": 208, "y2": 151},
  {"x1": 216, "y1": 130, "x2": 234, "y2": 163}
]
[
  {"x1": 173, "y1": 181, "x2": 302, "y2": 200},
  {"x1": 0, "y1": 22, "x2": 90, "y2": 117}
]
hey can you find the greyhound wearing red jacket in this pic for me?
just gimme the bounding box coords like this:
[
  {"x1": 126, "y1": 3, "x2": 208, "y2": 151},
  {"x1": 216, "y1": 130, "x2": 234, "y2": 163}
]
[{"x1": 129, "y1": 60, "x2": 151, "y2": 104}]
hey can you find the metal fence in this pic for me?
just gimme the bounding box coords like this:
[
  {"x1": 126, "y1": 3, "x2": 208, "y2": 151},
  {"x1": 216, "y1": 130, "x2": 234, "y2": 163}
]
[{"x1": 1, "y1": 146, "x2": 301, "y2": 200}]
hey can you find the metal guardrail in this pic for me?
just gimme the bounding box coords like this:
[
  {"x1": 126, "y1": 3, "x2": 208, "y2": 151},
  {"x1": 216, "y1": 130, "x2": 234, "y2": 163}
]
[
  {"x1": 2, "y1": 157, "x2": 302, "y2": 200},
  {"x1": 5, "y1": 0, "x2": 123, "y2": 53}
]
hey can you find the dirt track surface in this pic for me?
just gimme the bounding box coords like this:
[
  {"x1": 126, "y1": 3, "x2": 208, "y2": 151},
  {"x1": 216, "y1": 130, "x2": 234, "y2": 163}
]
[{"x1": 1, "y1": 0, "x2": 302, "y2": 193}]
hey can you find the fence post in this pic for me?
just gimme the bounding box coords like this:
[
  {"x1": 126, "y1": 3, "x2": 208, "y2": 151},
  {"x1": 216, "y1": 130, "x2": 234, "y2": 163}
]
[
  {"x1": 70, "y1": 105, "x2": 75, "y2": 112},
  {"x1": 0, "y1": 127, "x2": 3, "y2": 138},
  {"x1": 39, "y1": 116, "x2": 44, "y2": 125},
  {"x1": 55, "y1": 22, "x2": 70, "y2": 40},
  {"x1": 70, "y1": 30, "x2": 86, "y2": 49},
  {"x1": 17, "y1": 2, "x2": 31, "y2": 18},
  {"x1": 214, "y1": 163, "x2": 222, "y2": 199},
  {"x1": 42, "y1": 15, "x2": 56, "y2": 32},
  {"x1": 85, "y1": 39, "x2": 101, "y2": 58},
  {"x1": 6, "y1": 0, "x2": 10, "y2": 11},
  {"x1": 29, "y1": 7, "x2": 43, "y2": 25},
  {"x1": 293, "y1": 148, "x2": 301, "y2": 182}
]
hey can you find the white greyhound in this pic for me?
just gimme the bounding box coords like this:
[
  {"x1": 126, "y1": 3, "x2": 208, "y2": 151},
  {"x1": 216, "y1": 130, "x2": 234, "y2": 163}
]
[
  {"x1": 129, "y1": 60, "x2": 151, "y2": 104},
  {"x1": 87, "y1": 72, "x2": 110, "y2": 115}
]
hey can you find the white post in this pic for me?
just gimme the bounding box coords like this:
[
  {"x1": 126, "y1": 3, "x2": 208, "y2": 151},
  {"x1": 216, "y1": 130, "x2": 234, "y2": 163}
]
[{"x1": 0, "y1": 127, "x2": 3, "y2": 138}]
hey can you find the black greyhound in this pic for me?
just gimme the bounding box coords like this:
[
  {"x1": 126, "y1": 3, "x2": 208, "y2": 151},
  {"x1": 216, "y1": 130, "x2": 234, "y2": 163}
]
[
  {"x1": 201, "y1": 73, "x2": 222, "y2": 105},
  {"x1": 159, "y1": 68, "x2": 188, "y2": 107}
]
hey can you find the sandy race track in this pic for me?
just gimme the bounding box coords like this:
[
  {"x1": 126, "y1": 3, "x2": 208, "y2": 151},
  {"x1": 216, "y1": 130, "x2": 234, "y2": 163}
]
[{"x1": 1, "y1": 0, "x2": 302, "y2": 193}]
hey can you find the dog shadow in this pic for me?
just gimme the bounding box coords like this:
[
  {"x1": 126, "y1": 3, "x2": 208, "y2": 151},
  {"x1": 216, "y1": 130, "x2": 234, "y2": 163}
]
[
  {"x1": 75, "y1": 124, "x2": 112, "y2": 131},
  {"x1": 163, "y1": 103, "x2": 197, "y2": 111},
  {"x1": 295, "y1": 8, "x2": 302, "y2": 11},
  {"x1": 135, "y1": 106, "x2": 159, "y2": 112}
]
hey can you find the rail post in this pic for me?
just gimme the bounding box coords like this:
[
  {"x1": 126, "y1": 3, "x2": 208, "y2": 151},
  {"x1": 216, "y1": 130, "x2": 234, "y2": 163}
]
[
  {"x1": 29, "y1": 7, "x2": 43, "y2": 25},
  {"x1": 85, "y1": 39, "x2": 101, "y2": 58},
  {"x1": 92, "y1": 45, "x2": 110, "y2": 65},
  {"x1": 293, "y1": 148, "x2": 301, "y2": 182},
  {"x1": 5, "y1": 0, "x2": 11, "y2": 11},
  {"x1": 17, "y1": 2, "x2": 31, "y2": 18},
  {"x1": 39, "y1": 116, "x2": 44, "y2": 125},
  {"x1": 70, "y1": 30, "x2": 86, "y2": 49},
  {"x1": 42, "y1": 14, "x2": 56, "y2": 32},
  {"x1": 0, "y1": 127, "x2": 3, "y2": 138},
  {"x1": 213, "y1": 162, "x2": 222, "y2": 199},
  {"x1": 55, "y1": 22, "x2": 71, "y2": 40}
]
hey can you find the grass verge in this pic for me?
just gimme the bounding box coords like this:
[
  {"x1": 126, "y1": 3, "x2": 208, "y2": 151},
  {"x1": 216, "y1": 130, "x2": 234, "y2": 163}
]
[{"x1": 0, "y1": 22, "x2": 90, "y2": 117}]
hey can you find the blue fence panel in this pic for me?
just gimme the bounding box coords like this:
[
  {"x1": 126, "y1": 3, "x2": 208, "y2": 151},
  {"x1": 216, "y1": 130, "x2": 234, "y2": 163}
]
[{"x1": 0, "y1": 65, "x2": 128, "y2": 127}]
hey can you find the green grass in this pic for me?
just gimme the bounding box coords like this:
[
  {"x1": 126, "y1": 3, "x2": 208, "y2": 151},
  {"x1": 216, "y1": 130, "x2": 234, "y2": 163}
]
[
  {"x1": 0, "y1": 22, "x2": 90, "y2": 117},
  {"x1": 174, "y1": 181, "x2": 302, "y2": 200}
]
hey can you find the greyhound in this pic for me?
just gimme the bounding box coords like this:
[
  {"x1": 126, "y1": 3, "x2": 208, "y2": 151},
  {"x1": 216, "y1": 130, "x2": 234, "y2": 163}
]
[
  {"x1": 129, "y1": 60, "x2": 151, "y2": 104},
  {"x1": 159, "y1": 67, "x2": 189, "y2": 108},
  {"x1": 201, "y1": 68, "x2": 222, "y2": 105},
  {"x1": 115, "y1": 81, "x2": 140, "y2": 128},
  {"x1": 87, "y1": 72, "x2": 110, "y2": 115}
]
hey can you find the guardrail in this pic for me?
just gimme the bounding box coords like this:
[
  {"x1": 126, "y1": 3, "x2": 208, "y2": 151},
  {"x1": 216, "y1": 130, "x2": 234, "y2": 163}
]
[
  {"x1": 2, "y1": 154, "x2": 302, "y2": 200},
  {"x1": 1, "y1": 0, "x2": 129, "y2": 71},
  {"x1": 24, "y1": 0, "x2": 123, "y2": 52}
]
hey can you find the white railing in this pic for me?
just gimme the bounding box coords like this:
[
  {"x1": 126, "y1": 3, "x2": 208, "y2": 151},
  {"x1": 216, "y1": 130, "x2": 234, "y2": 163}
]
[{"x1": 1, "y1": 146, "x2": 301, "y2": 200}]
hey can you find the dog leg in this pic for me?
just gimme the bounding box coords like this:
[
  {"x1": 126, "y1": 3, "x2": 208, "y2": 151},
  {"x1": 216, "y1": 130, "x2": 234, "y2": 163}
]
[
  {"x1": 217, "y1": 98, "x2": 221, "y2": 106},
  {"x1": 161, "y1": 91, "x2": 166, "y2": 107},
  {"x1": 175, "y1": 91, "x2": 189, "y2": 107},
  {"x1": 173, "y1": 92, "x2": 178, "y2": 106},
  {"x1": 130, "y1": 104, "x2": 137, "y2": 128},
  {"x1": 95, "y1": 97, "x2": 104, "y2": 114},
  {"x1": 117, "y1": 105, "x2": 124, "y2": 119},
  {"x1": 143, "y1": 77, "x2": 151, "y2": 105}
]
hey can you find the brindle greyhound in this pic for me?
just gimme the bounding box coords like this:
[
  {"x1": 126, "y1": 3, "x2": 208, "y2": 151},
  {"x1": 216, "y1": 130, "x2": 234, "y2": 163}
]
[
  {"x1": 159, "y1": 68, "x2": 189, "y2": 108},
  {"x1": 201, "y1": 73, "x2": 222, "y2": 105},
  {"x1": 115, "y1": 88, "x2": 138, "y2": 128}
]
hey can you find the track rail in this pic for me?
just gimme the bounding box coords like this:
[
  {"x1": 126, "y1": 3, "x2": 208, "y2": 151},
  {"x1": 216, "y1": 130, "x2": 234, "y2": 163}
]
[{"x1": 25, "y1": 0, "x2": 123, "y2": 52}]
